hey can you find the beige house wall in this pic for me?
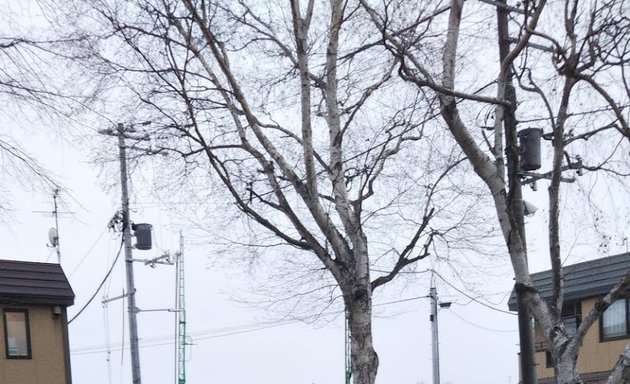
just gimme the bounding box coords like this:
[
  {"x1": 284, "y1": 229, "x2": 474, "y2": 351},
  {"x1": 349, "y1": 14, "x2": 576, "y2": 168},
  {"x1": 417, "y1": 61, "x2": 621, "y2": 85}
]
[
  {"x1": 534, "y1": 297, "x2": 630, "y2": 380},
  {"x1": 0, "y1": 305, "x2": 69, "y2": 384}
]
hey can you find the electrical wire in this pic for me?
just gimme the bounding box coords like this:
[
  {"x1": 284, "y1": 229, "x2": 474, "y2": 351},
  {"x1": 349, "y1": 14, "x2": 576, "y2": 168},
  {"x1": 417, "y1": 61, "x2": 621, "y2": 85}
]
[
  {"x1": 70, "y1": 289, "x2": 512, "y2": 356},
  {"x1": 432, "y1": 270, "x2": 517, "y2": 316},
  {"x1": 71, "y1": 320, "x2": 298, "y2": 356},
  {"x1": 71, "y1": 295, "x2": 428, "y2": 354},
  {"x1": 374, "y1": 296, "x2": 429, "y2": 307},
  {"x1": 44, "y1": 248, "x2": 56, "y2": 263},
  {"x1": 447, "y1": 308, "x2": 518, "y2": 333},
  {"x1": 69, "y1": 225, "x2": 109, "y2": 277},
  {"x1": 68, "y1": 238, "x2": 124, "y2": 324},
  {"x1": 73, "y1": 293, "x2": 517, "y2": 357},
  {"x1": 373, "y1": 267, "x2": 515, "y2": 313},
  {"x1": 70, "y1": 295, "x2": 435, "y2": 356}
]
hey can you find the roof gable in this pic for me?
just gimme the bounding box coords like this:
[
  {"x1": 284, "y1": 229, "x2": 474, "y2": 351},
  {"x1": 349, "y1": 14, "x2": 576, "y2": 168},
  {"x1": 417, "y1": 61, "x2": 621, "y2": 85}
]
[
  {"x1": 0, "y1": 260, "x2": 74, "y2": 306},
  {"x1": 507, "y1": 252, "x2": 630, "y2": 311}
]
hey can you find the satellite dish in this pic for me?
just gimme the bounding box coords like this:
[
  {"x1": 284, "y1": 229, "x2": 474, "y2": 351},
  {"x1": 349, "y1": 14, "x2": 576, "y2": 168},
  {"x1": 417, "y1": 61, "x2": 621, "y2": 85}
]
[{"x1": 48, "y1": 227, "x2": 59, "y2": 247}]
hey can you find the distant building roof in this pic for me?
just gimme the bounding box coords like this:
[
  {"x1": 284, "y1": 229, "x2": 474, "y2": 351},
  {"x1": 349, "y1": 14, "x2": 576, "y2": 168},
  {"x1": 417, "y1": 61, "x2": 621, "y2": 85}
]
[
  {"x1": 0, "y1": 260, "x2": 74, "y2": 306},
  {"x1": 508, "y1": 252, "x2": 630, "y2": 311}
]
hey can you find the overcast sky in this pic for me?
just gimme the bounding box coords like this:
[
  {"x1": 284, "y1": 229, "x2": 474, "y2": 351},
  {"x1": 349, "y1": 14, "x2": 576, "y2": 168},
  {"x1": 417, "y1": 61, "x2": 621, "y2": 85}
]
[
  {"x1": 2, "y1": 1, "x2": 628, "y2": 382},
  {"x1": 5, "y1": 117, "x2": 625, "y2": 384},
  {"x1": 0, "y1": 119, "x2": 536, "y2": 384}
]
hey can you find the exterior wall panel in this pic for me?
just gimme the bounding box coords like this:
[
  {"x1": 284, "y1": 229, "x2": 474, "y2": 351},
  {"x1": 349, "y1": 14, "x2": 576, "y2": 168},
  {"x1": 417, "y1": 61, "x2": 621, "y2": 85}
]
[
  {"x1": 533, "y1": 296, "x2": 629, "y2": 382},
  {"x1": 0, "y1": 305, "x2": 68, "y2": 384}
]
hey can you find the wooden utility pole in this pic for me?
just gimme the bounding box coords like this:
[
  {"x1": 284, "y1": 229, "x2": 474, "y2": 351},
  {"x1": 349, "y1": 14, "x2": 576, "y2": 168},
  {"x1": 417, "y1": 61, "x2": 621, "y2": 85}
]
[
  {"x1": 100, "y1": 123, "x2": 143, "y2": 384},
  {"x1": 496, "y1": 3, "x2": 538, "y2": 384},
  {"x1": 429, "y1": 286, "x2": 441, "y2": 384},
  {"x1": 117, "y1": 123, "x2": 143, "y2": 384}
]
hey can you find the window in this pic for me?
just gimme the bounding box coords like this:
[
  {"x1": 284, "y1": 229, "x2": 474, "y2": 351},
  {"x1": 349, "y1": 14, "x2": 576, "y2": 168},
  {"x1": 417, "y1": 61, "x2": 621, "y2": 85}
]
[
  {"x1": 562, "y1": 301, "x2": 581, "y2": 338},
  {"x1": 3, "y1": 309, "x2": 32, "y2": 359},
  {"x1": 563, "y1": 315, "x2": 579, "y2": 337},
  {"x1": 545, "y1": 350, "x2": 555, "y2": 368},
  {"x1": 601, "y1": 299, "x2": 630, "y2": 340}
]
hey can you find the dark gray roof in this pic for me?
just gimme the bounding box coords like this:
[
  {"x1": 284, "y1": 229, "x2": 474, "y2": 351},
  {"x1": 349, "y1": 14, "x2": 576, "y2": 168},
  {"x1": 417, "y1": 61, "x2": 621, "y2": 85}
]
[
  {"x1": 0, "y1": 260, "x2": 74, "y2": 306},
  {"x1": 508, "y1": 252, "x2": 630, "y2": 311}
]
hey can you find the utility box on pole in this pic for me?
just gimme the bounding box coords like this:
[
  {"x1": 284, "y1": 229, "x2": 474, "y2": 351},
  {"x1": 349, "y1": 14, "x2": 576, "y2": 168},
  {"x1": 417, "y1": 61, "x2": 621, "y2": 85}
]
[
  {"x1": 133, "y1": 223, "x2": 153, "y2": 250},
  {"x1": 518, "y1": 128, "x2": 543, "y2": 171}
]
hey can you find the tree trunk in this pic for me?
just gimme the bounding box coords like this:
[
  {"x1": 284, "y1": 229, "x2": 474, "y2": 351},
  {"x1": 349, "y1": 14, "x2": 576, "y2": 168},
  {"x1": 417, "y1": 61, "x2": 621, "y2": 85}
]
[
  {"x1": 347, "y1": 284, "x2": 379, "y2": 384},
  {"x1": 554, "y1": 354, "x2": 583, "y2": 384},
  {"x1": 607, "y1": 343, "x2": 630, "y2": 384}
]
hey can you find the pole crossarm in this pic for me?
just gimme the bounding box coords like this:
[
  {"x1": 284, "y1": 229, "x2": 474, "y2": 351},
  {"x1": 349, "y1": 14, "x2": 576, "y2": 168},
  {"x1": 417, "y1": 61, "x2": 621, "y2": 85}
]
[{"x1": 136, "y1": 251, "x2": 177, "y2": 267}]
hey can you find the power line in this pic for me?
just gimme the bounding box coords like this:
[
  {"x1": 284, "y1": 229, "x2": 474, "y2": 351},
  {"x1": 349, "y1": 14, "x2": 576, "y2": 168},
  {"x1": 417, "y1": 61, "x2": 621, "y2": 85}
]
[
  {"x1": 71, "y1": 320, "x2": 298, "y2": 356},
  {"x1": 432, "y1": 270, "x2": 517, "y2": 316},
  {"x1": 69, "y1": 224, "x2": 109, "y2": 277},
  {"x1": 447, "y1": 308, "x2": 518, "y2": 333},
  {"x1": 372, "y1": 267, "x2": 515, "y2": 312},
  {"x1": 70, "y1": 295, "x2": 442, "y2": 356},
  {"x1": 70, "y1": 286, "x2": 514, "y2": 356},
  {"x1": 375, "y1": 296, "x2": 429, "y2": 306},
  {"x1": 68, "y1": 238, "x2": 124, "y2": 324},
  {"x1": 70, "y1": 271, "x2": 516, "y2": 357},
  {"x1": 72, "y1": 291, "x2": 516, "y2": 357}
]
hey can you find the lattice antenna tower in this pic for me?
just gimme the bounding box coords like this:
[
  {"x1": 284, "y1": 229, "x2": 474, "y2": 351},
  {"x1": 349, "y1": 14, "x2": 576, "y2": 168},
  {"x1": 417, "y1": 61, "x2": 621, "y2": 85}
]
[{"x1": 175, "y1": 232, "x2": 188, "y2": 384}]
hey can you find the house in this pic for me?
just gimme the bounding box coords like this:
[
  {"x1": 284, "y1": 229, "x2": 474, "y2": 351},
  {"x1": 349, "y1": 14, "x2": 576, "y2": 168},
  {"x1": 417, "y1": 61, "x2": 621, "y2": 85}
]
[
  {"x1": 508, "y1": 252, "x2": 630, "y2": 383},
  {"x1": 0, "y1": 260, "x2": 74, "y2": 384}
]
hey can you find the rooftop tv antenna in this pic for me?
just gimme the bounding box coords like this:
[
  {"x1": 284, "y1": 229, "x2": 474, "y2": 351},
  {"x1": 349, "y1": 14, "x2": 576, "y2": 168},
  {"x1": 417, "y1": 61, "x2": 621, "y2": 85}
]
[
  {"x1": 52, "y1": 189, "x2": 61, "y2": 263},
  {"x1": 35, "y1": 188, "x2": 74, "y2": 263},
  {"x1": 38, "y1": 189, "x2": 67, "y2": 263}
]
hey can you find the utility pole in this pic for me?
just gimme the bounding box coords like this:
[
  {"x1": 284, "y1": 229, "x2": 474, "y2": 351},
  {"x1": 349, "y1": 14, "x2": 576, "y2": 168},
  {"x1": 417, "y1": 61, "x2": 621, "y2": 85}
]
[
  {"x1": 110, "y1": 122, "x2": 143, "y2": 384},
  {"x1": 496, "y1": 3, "x2": 538, "y2": 384},
  {"x1": 429, "y1": 284, "x2": 452, "y2": 384},
  {"x1": 429, "y1": 286, "x2": 440, "y2": 384}
]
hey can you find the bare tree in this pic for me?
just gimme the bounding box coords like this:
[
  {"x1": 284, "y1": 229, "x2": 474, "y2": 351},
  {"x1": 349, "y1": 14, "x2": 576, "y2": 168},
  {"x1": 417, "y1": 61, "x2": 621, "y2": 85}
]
[
  {"x1": 0, "y1": 3, "x2": 65, "y2": 214},
  {"x1": 61, "y1": 0, "x2": 501, "y2": 382},
  {"x1": 361, "y1": 0, "x2": 630, "y2": 382},
  {"x1": 0, "y1": 136, "x2": 59, "y2": 216},
  {"x1": 0, "y1": 1, "x2": 101, "y2": 215}
]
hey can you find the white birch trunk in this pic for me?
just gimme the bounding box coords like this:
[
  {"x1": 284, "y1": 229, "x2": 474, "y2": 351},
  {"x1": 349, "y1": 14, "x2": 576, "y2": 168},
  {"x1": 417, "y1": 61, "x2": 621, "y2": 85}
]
[
  {"x1": 346, "y1": 280, "x2": 378, "y2": 384},
  {"x1": 607, "y1": 344, "x2": 630, "y2": 384},
  {"x1": 554, "y1": 354, "x2": 582, "y2": 384}
]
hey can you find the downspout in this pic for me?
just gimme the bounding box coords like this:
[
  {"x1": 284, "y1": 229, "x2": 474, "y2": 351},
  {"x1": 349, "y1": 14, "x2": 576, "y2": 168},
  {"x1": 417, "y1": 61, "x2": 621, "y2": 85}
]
[{"x1": 61, "y1": 307, "x2": 72, "y2": 384}]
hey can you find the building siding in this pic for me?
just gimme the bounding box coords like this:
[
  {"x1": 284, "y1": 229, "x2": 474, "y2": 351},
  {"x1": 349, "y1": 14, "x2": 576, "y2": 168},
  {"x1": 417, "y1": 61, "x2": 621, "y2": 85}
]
[
  {"x1": 534, "y1": 297, "x2": 629, "y2": 381},
  {"x1": 0, "y1": 305, "x2": 69, "y2": 384}
]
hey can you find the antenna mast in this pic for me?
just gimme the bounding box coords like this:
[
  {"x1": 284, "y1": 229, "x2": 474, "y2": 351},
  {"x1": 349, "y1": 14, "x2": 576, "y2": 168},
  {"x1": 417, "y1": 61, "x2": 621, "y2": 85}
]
[
  {"x1": 52, "y1": 189, "x2": 61, "y2": 263},
  {"x1": 175, "y1": 232, "x2": 188, "y2": 384}
]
